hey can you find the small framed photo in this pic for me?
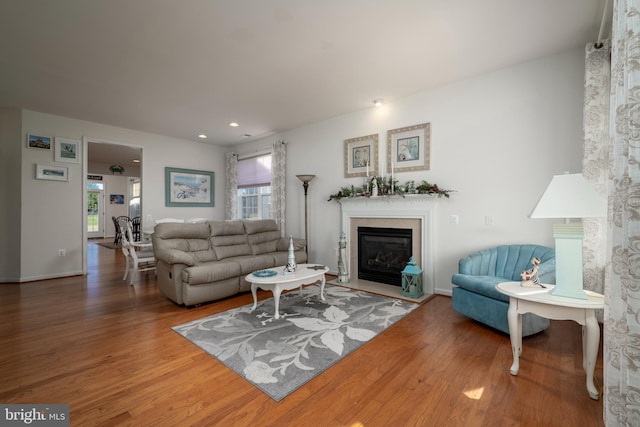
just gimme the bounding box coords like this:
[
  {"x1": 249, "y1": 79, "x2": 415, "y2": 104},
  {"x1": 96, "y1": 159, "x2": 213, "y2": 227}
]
[
  {"x1": 387, "y1": 123, "x2": 431, "y2": 173},
  {"x1": 35, "y1": 164, "x2": 69, "y2": 182},
  {"x1": 54, "y1": 137, "x2": 81, "y2": 163},
  {"x1": 27, "y1": 133, "x2": 52, "y2": 150},
  {"x1": 165, "y1": 167, "x2": 215, "y2": 207},
  {"x1": 344, "y1": 134, "x2": 378, "y2": 178},
  {"x1": 110, "y1": 194, "x2": 124, "y2": 204}
]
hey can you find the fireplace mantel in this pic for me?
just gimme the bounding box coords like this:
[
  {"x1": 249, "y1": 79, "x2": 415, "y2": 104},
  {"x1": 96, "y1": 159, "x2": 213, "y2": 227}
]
[{"x1": 340, "y1": 195, "x2": 438, "y2": 297}]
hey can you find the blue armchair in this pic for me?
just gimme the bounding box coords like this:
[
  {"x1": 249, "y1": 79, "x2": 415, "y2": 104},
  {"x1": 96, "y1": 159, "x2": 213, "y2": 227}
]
[{"x1": 451, "y1": 244, "x2": 555, "y2": 336}]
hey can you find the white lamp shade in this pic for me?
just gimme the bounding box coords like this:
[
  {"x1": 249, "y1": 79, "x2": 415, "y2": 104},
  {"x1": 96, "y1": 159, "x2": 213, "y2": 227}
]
[
  {"x1": 296, "y1": 174, "x2": 316, "y2": 183},
  {"x1": 530, "y1": 174, "x2": 606, "y2": 219}
]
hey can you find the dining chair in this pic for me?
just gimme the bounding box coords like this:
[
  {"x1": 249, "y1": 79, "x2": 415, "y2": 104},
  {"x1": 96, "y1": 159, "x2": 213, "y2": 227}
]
[
  {"x1": 114, "y1": 215, "x2": 131, "y2": 244},
  {"x1": 131, "y1": 216, "x2": 142, "y2": 242},
  {"x1": 119, "y1": 219, "x2": 155, "y2": 285}
]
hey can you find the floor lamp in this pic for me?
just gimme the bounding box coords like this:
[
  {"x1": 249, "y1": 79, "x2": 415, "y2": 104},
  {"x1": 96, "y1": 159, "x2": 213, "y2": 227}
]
[
  {"x1": 296, "y1": 174, "x2": 316, "y2": 258},
  {"x1": 529, "y1": 173, "x2": 606, "y2": 299}
]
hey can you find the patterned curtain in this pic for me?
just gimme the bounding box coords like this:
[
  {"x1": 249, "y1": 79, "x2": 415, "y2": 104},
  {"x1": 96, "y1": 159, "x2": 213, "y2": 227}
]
[
  {"x1": 225, "y1": 152, "x2": 238, "y2": 220},
  {"x1": 271, "y1": 140, "x2": 287, "y2": 235},
  {"x1": 582, "y1": 40, "x2": 610, "y2": 324},
  {"x1": 604, "y1": 0, "x2": 640, "y2": 425}
]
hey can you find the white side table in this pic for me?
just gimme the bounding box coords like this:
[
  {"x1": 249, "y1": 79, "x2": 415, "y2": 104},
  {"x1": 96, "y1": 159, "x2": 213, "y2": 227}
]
[
  {"x1": 496, "y1": 281, "x2": 604, "y2": 400},
  {"x1": 246, "y1": 264, "x2": 329, "y2": 320}
]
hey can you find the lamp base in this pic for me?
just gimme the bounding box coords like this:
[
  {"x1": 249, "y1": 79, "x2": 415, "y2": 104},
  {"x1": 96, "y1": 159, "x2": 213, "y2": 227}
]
[
  {"x1": 551, "y1": 285, "x2": 588, "y2": 300},
  {"x1": 552, "y1": 222, "x2": 588, "y2": 300}
]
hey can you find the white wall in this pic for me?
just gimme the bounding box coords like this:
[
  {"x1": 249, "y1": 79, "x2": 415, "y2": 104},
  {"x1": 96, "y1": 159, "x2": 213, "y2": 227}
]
[
  {"x1": 104, "y1": 175, "x2": 133, "y2": 237},
  {"x1": 9, "y1": 110, "x2": 226, "y2": 282},
  {"x1": 0, "y1": 108, "x2": 22, "y2": 281},
  {"x1": 233, "y1": 48, "x2": 585, "y2": 295}
]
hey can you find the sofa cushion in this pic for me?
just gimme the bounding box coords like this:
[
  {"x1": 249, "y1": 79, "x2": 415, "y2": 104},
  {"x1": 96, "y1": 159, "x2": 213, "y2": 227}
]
[
  {"x1": 210, "y1": 220, "x2": 245, "y2": 236},
  {"x1": 243, "y1": 219, "x2": 279, "y2": 234},
  {"x1": 230, "y1": 254, "x2": 279, "y2": 275},
  {"x1": 276, "y1": 238, "x2": 306, "y2": 251},
  {"x1": 209, "y1": 221, "x2": 252, "y2": 260},
  {"x1": 154, "y1": 222, "x2": 210, "y2": 239},
  {"x1": 244, "y1": 220, "x2": 282, "y2": 255},
  {"x1": 458, "y1": 244, "x2": 555, "y2": 282},
  {"x1": 248, "y1": 230, "x2": 281, "y2": 255},
  {"x1": 182, "y1": 261, "x2": 241, "y2": 285},
  {"x1": 451, "y1": 274, "x2": 510, "y2": 302},
  {"x1": 153, "y1": 222, "x2": 217, "y2": 264}
]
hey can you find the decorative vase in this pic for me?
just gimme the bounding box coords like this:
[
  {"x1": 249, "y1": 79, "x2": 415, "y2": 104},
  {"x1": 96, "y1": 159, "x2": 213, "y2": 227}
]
[{"x1": 284, "y1": 236, "x2": 297, "y2": 274}]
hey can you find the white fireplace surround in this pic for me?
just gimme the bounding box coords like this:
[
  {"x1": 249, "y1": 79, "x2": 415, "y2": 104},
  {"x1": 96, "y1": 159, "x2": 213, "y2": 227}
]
[{"x1": 339, "y1": 195, "x2": 436, "y2": 297}]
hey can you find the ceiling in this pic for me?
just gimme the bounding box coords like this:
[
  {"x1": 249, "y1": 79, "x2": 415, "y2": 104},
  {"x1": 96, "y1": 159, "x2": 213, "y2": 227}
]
[
  {"x1": 87, "y1": 141, "x2": 141, "y2": 170},
  {"x1": 1, "y1": 1, "x2": 609, "y2": 147}
]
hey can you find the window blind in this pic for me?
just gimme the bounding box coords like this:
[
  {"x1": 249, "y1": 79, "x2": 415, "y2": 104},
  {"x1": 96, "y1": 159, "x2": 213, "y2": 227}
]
[{"x1": 237, "y1": 154, "x2": 271, "y2": 188}]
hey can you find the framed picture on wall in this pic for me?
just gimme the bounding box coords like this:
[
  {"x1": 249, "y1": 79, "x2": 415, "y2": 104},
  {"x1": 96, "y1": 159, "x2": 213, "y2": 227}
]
[
  {"x1": 27, "y1": 133, "x2": 52, "y2": 150},
  {"x1": 35, "y1": 163, "x2": 68, "y2": 181},
  {"x1": 387, "y1": 123, "x2": 431, "y2": 173},
  {"x1": 344, "y1": 134, "x2": 378, "y2": 178},
  {"x1": 165, "y1": 167, "x2": 215, "y2": 207},
  {"x1": 54, "y1": 137, "x2": 81, "y2": 163},
  {"x1": 110, "y1": 194, "x2": 124, "y2": 204}
]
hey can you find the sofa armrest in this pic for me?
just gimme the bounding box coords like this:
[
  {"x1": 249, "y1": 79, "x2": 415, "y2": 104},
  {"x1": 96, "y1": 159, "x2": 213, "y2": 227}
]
[
  {"x1": 276, "y1": 238, "x2": 306, "y2": 251},
  {"x1": 154, "y1": 247, "x2": 197, "y2": 266}
]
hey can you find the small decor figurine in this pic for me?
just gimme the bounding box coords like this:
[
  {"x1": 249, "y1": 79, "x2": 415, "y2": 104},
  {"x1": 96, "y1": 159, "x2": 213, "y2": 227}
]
[
  {"x1": 337, "y1": 232, "x2": 349, "y2": 283},
  {"x1": 283, "y1": 236, "x2": 297, "y2": 275},
  {"x1": 371, "y1": 176, "x2": 378, "y2": 197},
  {"x1": 520, "y1": 257, "x2": 545, "y2": 288}
]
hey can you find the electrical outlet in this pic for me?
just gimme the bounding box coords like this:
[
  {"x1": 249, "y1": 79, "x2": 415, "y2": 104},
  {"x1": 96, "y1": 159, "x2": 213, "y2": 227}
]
[
  {"x1": 485, "y1": 216, "x2": 493, "y2": 226},
  {"x1": 58, "y1": 249, "x2": 66, "y2": 256},
  {"x1": 450, "y1": 214, "x2": 459, "y2": 225}
]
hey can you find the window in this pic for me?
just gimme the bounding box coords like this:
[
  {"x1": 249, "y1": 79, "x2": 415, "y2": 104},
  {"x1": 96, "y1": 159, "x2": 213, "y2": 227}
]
[
  {"x1": 237, "y1": 154, "x2": 271, "y2": 219},
  {"x1": 129, "y1": 179, "x2": 141, "y2": 218},
  {"x1": 87, "y1": 182, "x2": 104, "y2": 190}
]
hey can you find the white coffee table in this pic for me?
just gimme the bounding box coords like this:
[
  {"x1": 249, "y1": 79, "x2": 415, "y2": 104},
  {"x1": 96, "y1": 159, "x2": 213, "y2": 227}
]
[
  {"x1": 246, "y1": 264, "x2": 329, "y2": 319},
  {"x1": 496, "y1": 281, "x2": 604, "y2": 400}
]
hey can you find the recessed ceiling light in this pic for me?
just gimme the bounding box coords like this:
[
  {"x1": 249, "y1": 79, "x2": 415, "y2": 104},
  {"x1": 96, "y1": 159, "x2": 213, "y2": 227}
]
[
  {"x1": 229, "y1": 122, "x2": 240, "y2": 127},
  {"x1": 197, "y1": 134, "x2": 208, "y2": 139},
  {"x1": 373, "y1": 99, "x2": 383, "y2": 107},
  {"x1": 133, "y1": 159, "x2": 141, "y2": 163},
  {"x1": 243, "y1": 134, "x2": 252, "y2": 138}
]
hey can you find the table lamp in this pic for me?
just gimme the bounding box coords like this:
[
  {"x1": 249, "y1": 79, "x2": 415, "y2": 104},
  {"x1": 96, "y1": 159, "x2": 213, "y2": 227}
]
[{"x1": 529, "y1": 173, "x2": 606, "y2": 299}]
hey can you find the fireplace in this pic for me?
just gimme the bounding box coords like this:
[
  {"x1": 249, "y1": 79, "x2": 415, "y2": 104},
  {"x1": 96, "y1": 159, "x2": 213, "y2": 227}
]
[
  {"x1": 339, "y1": 195, "x2": 436, "y2": 298},
  {"x1": 358, "y1": 227, "x2": 412, "y2": 286}
]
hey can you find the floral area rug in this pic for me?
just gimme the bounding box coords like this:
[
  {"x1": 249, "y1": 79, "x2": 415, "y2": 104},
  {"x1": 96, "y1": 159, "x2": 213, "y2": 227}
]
[{"x1": 172, "y1": 284, "x2": 418, "y2": 401}]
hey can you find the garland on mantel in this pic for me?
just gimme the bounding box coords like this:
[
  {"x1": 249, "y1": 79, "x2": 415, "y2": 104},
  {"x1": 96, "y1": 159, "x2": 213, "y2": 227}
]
[{"x1": 328, "y1": 178, "x2": 454, "y2": 202}]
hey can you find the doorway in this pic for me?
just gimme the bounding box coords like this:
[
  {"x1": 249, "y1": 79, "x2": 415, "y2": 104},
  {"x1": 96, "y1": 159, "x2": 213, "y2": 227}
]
[
  {"x1": 84, "y1": 139, "x2": 142, "y2": 273},
  {"x1": 87, "y1": 189, "x2": 104, "y2": 238}
]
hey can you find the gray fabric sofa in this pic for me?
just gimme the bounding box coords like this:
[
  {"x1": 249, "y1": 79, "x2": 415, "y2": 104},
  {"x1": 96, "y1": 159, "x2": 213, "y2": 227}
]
[{"x1": 152, "y1": 219, "x2": 307, "y2": 306}]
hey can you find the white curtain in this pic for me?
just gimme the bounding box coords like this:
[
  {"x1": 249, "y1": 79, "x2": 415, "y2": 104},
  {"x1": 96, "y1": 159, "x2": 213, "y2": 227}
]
[
  {"x1": 271, "y1": 140, "x2": 287, "y2": 235},
  {"x1": 604, "y1": 0, "x2": 640, "y2": 425},
  {"x1": 582, "y1": 40, "x2": 610, "y2": 301},
  {"x1": 225, "y1": 152, "x2": 238, "y2": 220}
]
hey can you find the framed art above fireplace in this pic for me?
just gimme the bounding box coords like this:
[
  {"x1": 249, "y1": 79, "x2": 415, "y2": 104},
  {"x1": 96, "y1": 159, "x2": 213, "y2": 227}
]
[
  {"x1": 387, "y1": 122, "x2": 430, "y2": 173},
  {"x1": 344, "y1": 134, "x2": 378, "y2": 178}
]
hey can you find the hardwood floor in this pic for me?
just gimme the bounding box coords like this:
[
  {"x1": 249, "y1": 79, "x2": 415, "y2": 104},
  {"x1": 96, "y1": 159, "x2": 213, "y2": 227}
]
[{"x1": 0, "y1": 241, "x2": 604, "y2": 426}]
